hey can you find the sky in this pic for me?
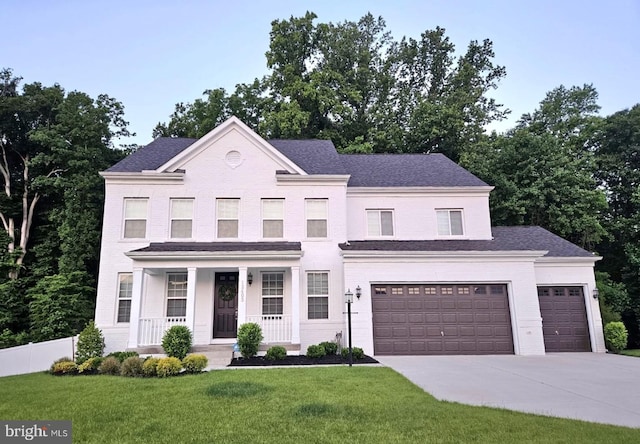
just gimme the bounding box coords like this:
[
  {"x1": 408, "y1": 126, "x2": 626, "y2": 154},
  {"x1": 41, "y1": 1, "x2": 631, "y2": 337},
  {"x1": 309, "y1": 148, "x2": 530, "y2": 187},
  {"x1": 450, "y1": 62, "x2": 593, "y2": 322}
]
[{"x1": 3, "y1": 0, "x2": 639, "y2": 147}]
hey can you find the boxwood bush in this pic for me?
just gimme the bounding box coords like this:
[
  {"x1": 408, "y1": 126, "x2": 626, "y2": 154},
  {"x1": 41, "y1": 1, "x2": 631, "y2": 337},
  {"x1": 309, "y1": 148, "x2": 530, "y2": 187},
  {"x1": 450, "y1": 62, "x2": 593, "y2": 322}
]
[
  {"x1": 604, "y1": 321, "x2": 628, "y2": 353},
  {"x1": 306, "y1": 344, "x2": 326, "y2": 358},
  {"x1": 156, "y1": 357, "x2": 182, "y2": 377},
  {"x1": 182, "y1": 354, "x2": 208, "y2": 373},
  {"x1": 237, "y1": 323, "x2": 263, "y2": 358},
  {"x1": 98, "y1": 356, "x2": 122, "y2": 375},
  {"x1": 121, "y1": 356, "x2": 145, "y2": 377},
  {"x1": 319, "y1": 341, "x2": 338, "y2": 355},
  {"x1": 341, "y1": 346, "x2": 364, "y2": 360},
  {"x1": 265, "y1": 345, "x2": 287, "y2": 361},
  {"x1": 162, "y1": 326, "x2": 193, "y2": 360}
]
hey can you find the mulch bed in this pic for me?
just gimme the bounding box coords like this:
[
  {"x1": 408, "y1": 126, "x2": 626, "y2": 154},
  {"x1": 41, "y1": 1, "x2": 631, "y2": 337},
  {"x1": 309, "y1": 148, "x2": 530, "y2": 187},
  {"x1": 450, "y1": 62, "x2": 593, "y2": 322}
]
[{"x1": 228, "y1": 354, "x2": 379, "y2": 367}]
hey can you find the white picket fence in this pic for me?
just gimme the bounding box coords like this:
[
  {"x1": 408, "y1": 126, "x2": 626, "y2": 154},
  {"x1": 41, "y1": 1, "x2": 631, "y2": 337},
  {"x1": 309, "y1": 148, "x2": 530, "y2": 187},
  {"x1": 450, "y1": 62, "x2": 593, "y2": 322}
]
[{"x1": 0, "y1": 336, "x2": 78, "y2": 378}]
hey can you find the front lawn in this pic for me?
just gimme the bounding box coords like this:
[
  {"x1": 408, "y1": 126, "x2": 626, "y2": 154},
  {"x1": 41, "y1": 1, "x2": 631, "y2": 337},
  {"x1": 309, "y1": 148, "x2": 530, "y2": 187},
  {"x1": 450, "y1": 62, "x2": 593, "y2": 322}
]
[
  {"x1": 0, "y1": 367, "x2": 637, "y2": 443},
  {"x1": 620, "y1": 349, "x2": 640, "y2": 357}
]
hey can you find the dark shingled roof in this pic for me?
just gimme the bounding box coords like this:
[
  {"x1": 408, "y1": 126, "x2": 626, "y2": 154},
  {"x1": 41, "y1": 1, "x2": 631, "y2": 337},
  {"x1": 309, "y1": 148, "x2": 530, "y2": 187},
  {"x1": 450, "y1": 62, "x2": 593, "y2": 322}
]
[
  {"x1": 105, "y1": 137, "x2": 487, "y2": 187},
  {"x1": 106, "y1": 138, "x2": 196, "y2": 172},
  {"x1": 339, "y1": 226, "x2": 596, "y2": 258},
  {"x1": 269, "y1": 139, "x2": 347, "y2": 175},
  {"x1": 131, "y1": 241, "x2": 301, "y2": 253}
]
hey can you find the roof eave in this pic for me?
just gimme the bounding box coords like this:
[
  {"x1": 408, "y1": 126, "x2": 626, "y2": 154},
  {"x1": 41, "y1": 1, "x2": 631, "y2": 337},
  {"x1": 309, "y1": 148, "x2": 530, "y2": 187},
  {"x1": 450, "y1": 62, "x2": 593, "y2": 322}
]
[
  {"x1": 125, "y1": 250, "x2": 304, "y2": 261},
  {"x1": 341, "y1": 250, "x2": 548, "y2": 259},
  {"x1": 346, "y1": 186, "x2": 494, "y2": 195}
]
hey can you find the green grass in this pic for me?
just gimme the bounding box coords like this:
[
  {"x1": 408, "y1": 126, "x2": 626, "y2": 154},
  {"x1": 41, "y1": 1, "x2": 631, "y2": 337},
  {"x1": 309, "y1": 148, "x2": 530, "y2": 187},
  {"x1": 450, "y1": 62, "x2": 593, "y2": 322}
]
[
  {"x1": 620, "y1": 349, "x2": 640, "y2": 357},
  {"x1": 1, "y1": 367, "x2": 638, "y2": 443}
]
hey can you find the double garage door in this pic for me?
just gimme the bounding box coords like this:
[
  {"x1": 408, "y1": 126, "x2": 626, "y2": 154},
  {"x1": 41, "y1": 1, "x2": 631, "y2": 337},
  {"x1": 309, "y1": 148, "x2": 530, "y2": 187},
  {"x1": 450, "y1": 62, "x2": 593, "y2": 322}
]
[
  {"x1": 372, "y1": 284, "x2": 591, "y2": 355},
  {"x1": 372, "y1": 284, "x2": 513, "y2": 355}
]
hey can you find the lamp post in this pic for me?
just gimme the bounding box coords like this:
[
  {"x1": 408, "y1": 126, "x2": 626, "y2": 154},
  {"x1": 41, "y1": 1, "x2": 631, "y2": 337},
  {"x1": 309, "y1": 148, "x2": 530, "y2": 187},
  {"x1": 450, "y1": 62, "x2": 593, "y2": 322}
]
[{"x1": 344, "y1": 289, "x2": 354, "y2": 367}]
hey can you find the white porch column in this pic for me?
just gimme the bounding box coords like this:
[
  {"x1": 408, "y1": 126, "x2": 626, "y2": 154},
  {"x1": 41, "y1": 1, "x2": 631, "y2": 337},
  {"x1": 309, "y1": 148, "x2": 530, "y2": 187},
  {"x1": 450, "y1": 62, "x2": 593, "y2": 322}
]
[
  {"x1": 291, "y1": 266, "x2": 301, "y2": 344},
  {"x1": 127, "y1": 267, "x2": 144, "y2": 349},
  {"x1": 238, "y1": 267, "x2": 248, "y2": 327},
  {"x1": 185, "y1": 267, "x2": 197, "y2": 333}
]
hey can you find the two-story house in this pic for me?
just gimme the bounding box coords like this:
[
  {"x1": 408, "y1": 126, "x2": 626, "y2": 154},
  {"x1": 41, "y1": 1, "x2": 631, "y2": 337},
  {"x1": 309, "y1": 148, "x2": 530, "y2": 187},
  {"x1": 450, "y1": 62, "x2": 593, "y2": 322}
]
[{"x1": 94, "y1": 117, "x2": 605, "y2": 356}]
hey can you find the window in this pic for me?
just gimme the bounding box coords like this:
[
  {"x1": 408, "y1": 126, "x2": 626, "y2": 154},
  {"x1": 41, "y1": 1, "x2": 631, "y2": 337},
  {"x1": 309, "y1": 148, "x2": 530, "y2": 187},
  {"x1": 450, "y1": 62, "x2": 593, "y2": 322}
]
[
  {"x1": 167, "y1": 273, "x2": 187, "y2": 317},
  {"x1": 436, "y1": 209, "x2": 464, "y2": 236},
  {"x1": 306, "y1": 199, "x2": 328, "y2": 238},
  {"x1": 117, "y1": 273, "x2": 132, "y2": 322},
  {"x1": 262, "y1": 272, "x2": 284, "y2": 315},
  {"x1": 307, "y1": 272, "x2": 329, "y2": 319},
  {"x1": 262, "y1": 199, "x2": 284, "y2": 238},
  {"x1": 123, "y1": 198, "x2": 147, "y2": 238},
  {"x1": 217, "y1": 199, "x2": 239, "y2": 238},
  {"x1": 367, "y1": 210, "x2": 394, "y2": 236},
  {"x1": 170, "y1": 199, "x2": 193, "y2": 238}
]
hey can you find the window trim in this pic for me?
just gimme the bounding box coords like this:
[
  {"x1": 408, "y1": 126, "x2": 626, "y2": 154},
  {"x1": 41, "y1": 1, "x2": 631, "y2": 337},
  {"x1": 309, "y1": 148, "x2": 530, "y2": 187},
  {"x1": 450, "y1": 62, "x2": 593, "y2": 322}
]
[
  {"x1": 170, "y1": 198, "x2": 194, "y2": 239},
  {"x1": 307, "y1": 271, "x2": 329, "y2": 320},
  {"x1": 305, "y1": 199, "x2": 328, "y2": 239},
  {"x1": 436, "y1": 208, "x2": 465, "y2": 237},
  {"x1": 261, "y1": 198, "x2": 284, "y2": 239},
  {"x1": 366, "y1": 209, "x2": 395, "y2": 238},
  {"x1": 216, "y1": 198, "x2": 240, "y2": 239},
  {"x1": 116, "y1": 273, "x2": 133, "y2": 323},
  {"x1": 261, "y1": 271, "x2": 284, "y2": 316},
  {"x1": 166, "y1": 272, "x2": 188, "y2": 318},
  {"x1": 122, "y1": 198, "x2": 148, "y2": 239}
]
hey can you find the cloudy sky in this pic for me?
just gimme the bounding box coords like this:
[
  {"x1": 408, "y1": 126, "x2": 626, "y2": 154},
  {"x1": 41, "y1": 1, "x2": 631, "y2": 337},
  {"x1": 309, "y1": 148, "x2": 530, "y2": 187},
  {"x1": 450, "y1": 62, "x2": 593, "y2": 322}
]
[{"x1": 3, "y1": 0, "x2": 639, "y2": 146}]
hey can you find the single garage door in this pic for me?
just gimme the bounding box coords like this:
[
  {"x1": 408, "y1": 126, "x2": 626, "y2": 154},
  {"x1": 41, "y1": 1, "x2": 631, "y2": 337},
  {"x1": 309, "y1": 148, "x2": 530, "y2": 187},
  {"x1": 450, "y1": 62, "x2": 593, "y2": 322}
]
[
  {"x1": 538, "y1": 286, "x2": 591, "y2": 352},
  {"x1": 372, "y1": 284, "x2": 514, "y2": 355}
]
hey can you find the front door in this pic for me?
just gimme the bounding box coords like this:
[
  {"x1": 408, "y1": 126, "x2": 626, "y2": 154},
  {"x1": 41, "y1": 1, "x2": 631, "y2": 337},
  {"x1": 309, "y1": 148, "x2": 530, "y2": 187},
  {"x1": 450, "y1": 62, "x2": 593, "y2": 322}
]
[{"x1": 213, "y1": 272, "x2": 238, "y2": 338}]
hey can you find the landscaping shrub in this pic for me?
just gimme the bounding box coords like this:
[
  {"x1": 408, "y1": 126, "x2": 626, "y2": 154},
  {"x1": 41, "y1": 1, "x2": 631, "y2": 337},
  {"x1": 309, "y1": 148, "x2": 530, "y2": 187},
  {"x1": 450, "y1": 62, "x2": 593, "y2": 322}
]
[
  {"x1": 98, "y1": 356, "x2": 121, "y2": 375},
  {"x1": 604, "y1": 321, "x2": 628, "y2": 353},
  {"x1": 121, "y1": 356, "x2": 145, "y2": 377},
  {"x1": 265, "y1": 345, "x2": 287, "y2": 361},
  {"x1": 50, "y1": 357, "x2": 77, "y2": 375},
  {"x1": 319, "y1": 341, "x2": 338, "y2": 355},
  {"x1": 75, "y1": 321, "x2": 105, "y2": 364},
  {"x1": 162, "y1": 325, "x2": 192, "y2": 360},
  {"x1": 78, "y1": 357, "x2": 103, "y2": 374},
  {"x1": 182, "y1": 354, "x2": 208, "y2": 373},
  {"x1": 306, "y1": 344, "x2": 326, "y2": 358},
  {"x1": 341, "y1": 346, "x2": 364, "y2": 360},
  {"x1": 237, "y1": 323, "x2": 263, "y2": 358},
  {"x1": 156, "y1": 357, "x2": 182, "y2": 377},
  {"x1": 106, "y1": 351, "x2": 139, "y2": 363},
  {"x1": 142, "y1": 357, "x2": 159, "y2": 377}
]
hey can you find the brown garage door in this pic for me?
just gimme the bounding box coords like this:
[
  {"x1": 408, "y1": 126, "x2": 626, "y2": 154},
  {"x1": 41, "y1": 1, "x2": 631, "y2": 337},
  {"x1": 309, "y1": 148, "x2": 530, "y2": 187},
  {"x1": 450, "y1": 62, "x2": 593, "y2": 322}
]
[
  {"x1": 538, "y1": 287, "x2": 591, "y2": 352},
  {"x1": 372, "y1": 284, "x2": 514, "y2": 355}
]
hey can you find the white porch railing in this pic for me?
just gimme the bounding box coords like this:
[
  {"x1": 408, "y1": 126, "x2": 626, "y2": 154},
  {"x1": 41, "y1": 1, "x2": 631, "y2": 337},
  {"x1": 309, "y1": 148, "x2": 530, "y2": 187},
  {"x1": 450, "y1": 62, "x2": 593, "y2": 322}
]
[
  {"x1": 138, "y1": 317, "x2": 187, "y2": 346},
  {"x1": 246, "y1": 315, "x2": 292, "y2": 343}
]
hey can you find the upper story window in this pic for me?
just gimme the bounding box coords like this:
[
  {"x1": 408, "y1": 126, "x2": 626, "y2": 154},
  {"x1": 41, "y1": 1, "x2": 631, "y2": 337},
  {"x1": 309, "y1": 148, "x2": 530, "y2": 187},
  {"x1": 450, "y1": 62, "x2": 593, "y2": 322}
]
[
  {"x1": 123, "y1": 198, "x2": 148, "y2": 238},
  {"x1": 262, "y1": 199, "x2": 284, "y2": 238},
  {"x1": 306, "y1": 199, "x2": 328, "y2": 238},
  {"x1": 117, "y1": 273, "x2": 132, "y2": 323},
  {"x1": 262, "y1": 272, "x2": 284, "y2": 316},
  {"x1": 437, "y1": 209, "x2": 464, "y2": 236},
  {"x1": 367, "y1": 209, "x2": 394, "y2": 237},
  {"x1": 217, "y1": 199, "x2": 239, "y2": 238},
  {"x1": 170, "y1": 199, "x2": 194, "y2": 239}
]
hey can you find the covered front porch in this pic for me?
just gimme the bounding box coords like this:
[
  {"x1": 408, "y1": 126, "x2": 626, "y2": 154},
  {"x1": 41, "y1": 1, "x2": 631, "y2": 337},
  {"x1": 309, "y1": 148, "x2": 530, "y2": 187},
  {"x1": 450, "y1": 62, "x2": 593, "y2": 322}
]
[{"x1": 124, "y1": 242, "x2": 303, "y2": 349}]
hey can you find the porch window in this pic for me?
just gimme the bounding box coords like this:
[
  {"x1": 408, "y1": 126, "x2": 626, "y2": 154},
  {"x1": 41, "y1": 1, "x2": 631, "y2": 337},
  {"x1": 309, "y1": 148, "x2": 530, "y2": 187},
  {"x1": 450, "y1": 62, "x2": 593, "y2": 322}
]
[
  {"x1": 123, "y1": 198, "x2": 148, "y2": 238},
  {"x1": 170, "y1": 198, "x2": 194, "y2": 238},
  {"x1": 307, "y1": 272, "x2": 328, "y2": 319},
  {"x1": 262, "y1": 272, "x2": 283, "y2": 315},
  {"x1": 166, "y1": 272, "x2": 188, "y2": 317},
  {"x1": 262, "y1": 199, "x2": 284, "y2": 238},
  {"x1": 217, "y1": 198, "x2": 239, "y2": 238},
  {"x1": 306, "y1": 199, "x2": 328, "y2": 238},
  {"x1": 367, "y1": 209, "x2": 394, "y2": 236},
  {"x1": 436, "y1": 209, "x2": 464, "y2": 236},
  {"x1": 117, "y1": 273, "x2": 133, "y2": 323}
]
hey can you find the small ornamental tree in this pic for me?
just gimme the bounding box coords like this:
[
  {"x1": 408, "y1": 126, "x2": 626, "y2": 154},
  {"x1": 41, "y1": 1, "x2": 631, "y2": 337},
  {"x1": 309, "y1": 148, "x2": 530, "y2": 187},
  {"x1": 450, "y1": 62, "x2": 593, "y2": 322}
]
[
  {"x1": 162, "y1": 325, "x2": 192, "y2": 360},
  {"x1": 75, "y1": 321, "x2": 105, "y2": 364},
  {"x1": 604, "y1": 321, "x2": 628, "y2": 353},
  {"x1": 237, "y1": 323, "x2": 263, "y2": 358}
]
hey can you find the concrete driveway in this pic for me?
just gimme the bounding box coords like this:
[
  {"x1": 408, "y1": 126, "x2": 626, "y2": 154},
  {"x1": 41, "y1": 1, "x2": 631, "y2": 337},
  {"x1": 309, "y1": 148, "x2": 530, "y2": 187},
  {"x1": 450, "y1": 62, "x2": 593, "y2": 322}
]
[{"x1": 376, "y1": 353, "x2": 640, "y2": 428}]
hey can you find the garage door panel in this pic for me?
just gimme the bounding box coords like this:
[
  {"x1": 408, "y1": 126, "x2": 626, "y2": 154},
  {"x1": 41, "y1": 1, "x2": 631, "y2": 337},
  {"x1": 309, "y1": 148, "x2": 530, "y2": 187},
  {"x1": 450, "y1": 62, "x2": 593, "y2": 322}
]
[
  {"x1": 538, "y1": 286, "x2": 590, "y2": 352},
  {"x1": 373, "y1": 284, "x2": 513, "y2": 356}
]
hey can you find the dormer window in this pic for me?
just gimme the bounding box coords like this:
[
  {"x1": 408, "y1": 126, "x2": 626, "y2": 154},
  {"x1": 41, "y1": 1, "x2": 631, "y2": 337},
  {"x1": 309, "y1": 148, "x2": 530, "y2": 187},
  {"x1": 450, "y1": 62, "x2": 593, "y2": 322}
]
[
  {"x1": 367, "y1": 209, "x2": 394, "y2": 237},
  {"x1": 437, "y1": 209, "x2": 464, "y2": 236}
]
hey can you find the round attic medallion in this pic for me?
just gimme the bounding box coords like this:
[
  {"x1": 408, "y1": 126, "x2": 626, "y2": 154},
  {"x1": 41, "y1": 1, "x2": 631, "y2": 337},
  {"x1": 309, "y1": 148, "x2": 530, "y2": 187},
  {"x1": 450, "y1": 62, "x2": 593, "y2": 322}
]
[{"x1": 225, "y1": 150, "x2": 242, "y2": 168}]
